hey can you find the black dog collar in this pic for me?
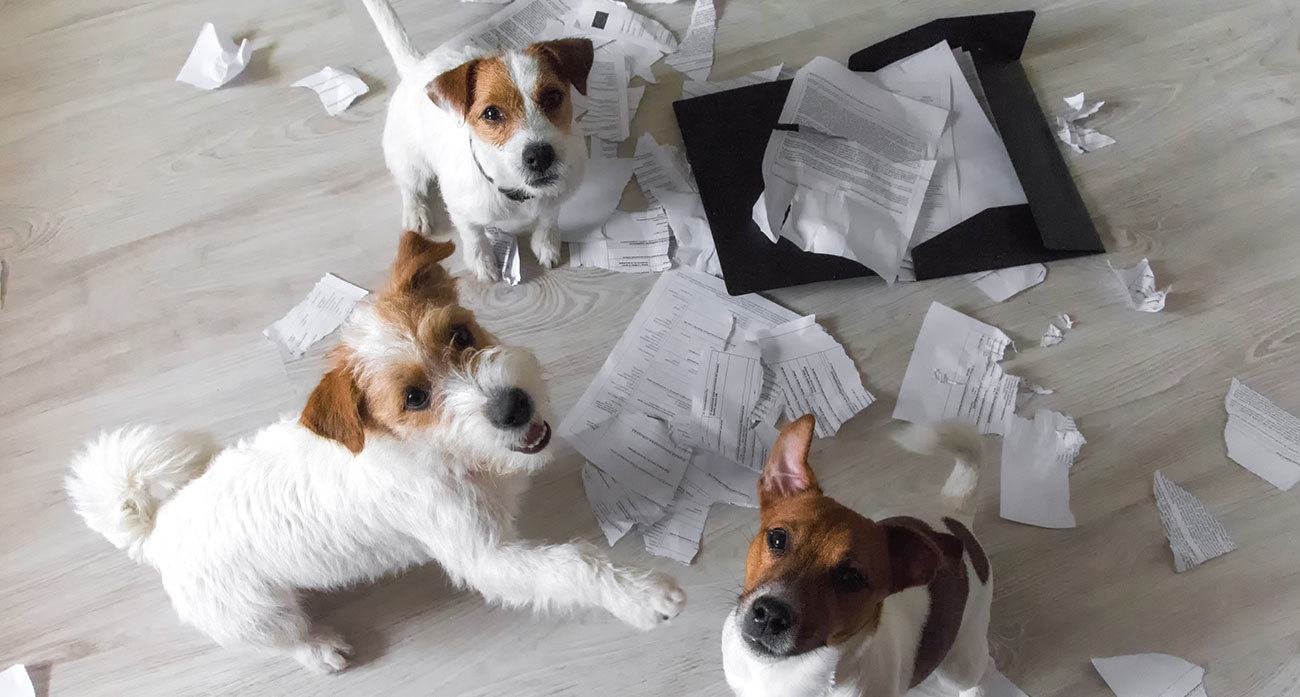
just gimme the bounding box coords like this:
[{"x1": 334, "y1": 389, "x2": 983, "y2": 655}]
[{"x1": 470, "y1": 137, "x2": 534, "y2": 203}]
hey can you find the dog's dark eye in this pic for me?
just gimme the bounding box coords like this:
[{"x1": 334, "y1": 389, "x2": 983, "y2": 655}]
[
  {"x1": 834, "y1": 565, "x2": 866, "y2": 593},
  {"x1": 481, "y1": 105, "x2": 503, "y2": 122},
  {"x1": 539, "y1": 89, "x2": 564, "y2": 111},
  {"x1": 450, "y1": 324, "x2": 475, "y2": 350},
  {"x1": 404, "y1": 387, "x2": 431, "y2": 411},
  {"x1": 766, "y1": 528, "x2": 788, "y2": 554}
]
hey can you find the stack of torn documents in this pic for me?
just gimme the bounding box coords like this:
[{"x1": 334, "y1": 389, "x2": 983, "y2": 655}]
[
  {"x1": 562, "y1": 270, "x2": 873, "y2": 563},
  {"x1": 752, "y1": 43, "x2": 1027, "y2": 284}
]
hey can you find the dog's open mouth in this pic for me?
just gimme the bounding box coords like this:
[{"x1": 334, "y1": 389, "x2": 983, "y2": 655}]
[{"x1": 511, "y1": 421, "x2": 551, "y2": 454}]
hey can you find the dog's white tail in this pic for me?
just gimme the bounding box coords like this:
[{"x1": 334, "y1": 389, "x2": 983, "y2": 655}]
[
  {"x1": 360, "y1": 0, "x2": 422, "y2": 75},
  {"x1": 65, "y1": 426, "x2": 215, "y2": 563},
  {"x1": 895, "y1": 422, "x2": 984, "y2": 523}
]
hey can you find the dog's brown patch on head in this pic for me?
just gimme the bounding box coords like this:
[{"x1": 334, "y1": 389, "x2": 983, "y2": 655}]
[
  {"x1": 430, "y1": 56, "x2": 525, "y2": 148},
  {"x1": 526, "y1": 39, "x2": 594, "y2": 131}
]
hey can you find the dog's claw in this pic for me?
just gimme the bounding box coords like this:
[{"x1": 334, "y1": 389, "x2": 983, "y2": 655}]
[{"x1": 610, "y1": 570, "x2": 687, "y2": 631}]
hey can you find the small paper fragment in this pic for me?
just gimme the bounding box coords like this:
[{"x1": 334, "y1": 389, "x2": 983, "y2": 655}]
[
  {"x1": 1224, "y1": 378, "x2": 1300, "y2": 490},
  {"x1": 1110, "y1": 258, "x2": 1169, "y2": 312},
  {"x1": 1056, "y1": 92, "x2": 1115, "y2": 153},
  {"x1": 263, "y1": 273, "x2": 369, "y2": 358},
  {"x1": 292, "y1": 66, "x2": 368, "y2": 116},
  {"x1": 1154, "y1": 470, "x2": 1236, "y2": 572},
  {"x1": 176, "y1": 23, "x2": 251, "y2": 90},
  {"x1": 486, "y1": 227, "x2": 522, "y2": 286},
  {"x1": 968, "y1": 263, "x2": 1047, "y2": 302}
]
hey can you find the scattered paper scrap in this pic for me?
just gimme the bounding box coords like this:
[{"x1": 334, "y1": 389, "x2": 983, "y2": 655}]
[
  {"x1": 1092, "y1": 654, "x2": 1208, "y2": 697},
  {"x1": 0, "y1": 664, "x2": 34, "y2": 697},
  {"x1": 576, "y1": 57, "x2": 631, "y2": 141},
  {"x1": 568, "y1": 207, "x2": 673, "y2": 273},
  {"x1": 751, "y1": 315, "x2": 875, "y2": 438},
  {"x1": 682, "y1": 64, "x2": 782, "y2": 99},
  {"x1": 628, "y1": 84, "x2": 646, "y2": 122},
  {"x1": 663, "y1": 0, "x2": 716, "y2": 81},
  {"x1": 1224, "y1": 378, "x2": 1300, "y2": 490},
  {"x1": 581, "y1": 462, "x2": 665, "y2": 545},
  {"x1": 557, "y1": 156, "x2": 636, "y2": 241},
  {"x1": 292, "y1": 66, "x2": 368, "y2": 116},
  {"x1": 485, "y1": 227, "x2": 522, "y2": 286},
  {"x1": 1110, "y1": 258, "x2": 1169, "y2": 312},
  {"x1": 633, "y1": 133, "x2": 698, "y2": 203},
  {"x1": 654, "y1": 188, "x2": 721, "y2": 276},
  {"x1": 642, "y1": 451, "x2": 760, "y2": 564},
  {"x1": 176, "y1": 23, "x2": 251, "y2": 90},
  {"x1": 1056, "y1": 92, "x2": 1115, "y2": 153},
  {"x1": 1040, "y1": 314, "x2": 1073, "y2": 348},
  {"x1": 895, "y1": 302, "x2": 1021, "y2": 435},
  {"x1": 572, "y1": 0, "x2": 679, "y2": 53},
  {"x1": 1154, "y1": 470, "x2": 1236, "y2": 572},
  {"x1": 264, "y1": 273, "x2": 368, "y2": 358},
  {"x1": 968, "y1": 263, "x2": 1047, "y2": 302},
  {"x1": 1000, "y1": 409, "x2": 1086, "y2": 528},
  {"x1": 442, "y1": 0, "x2": 582, "y2": 53}
]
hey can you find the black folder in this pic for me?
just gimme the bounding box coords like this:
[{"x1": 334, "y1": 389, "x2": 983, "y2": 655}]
[{"x1": 672, "y1": 11, "x2": 1106, "y2": 295}]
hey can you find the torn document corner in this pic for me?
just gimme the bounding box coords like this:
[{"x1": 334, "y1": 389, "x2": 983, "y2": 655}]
[
  {"x1": 1091, "y1": 654, "x2": 1208, "y2": 697},
  {"x1": 679, "y1": 341, "x2": 774, "y2": 471},
  {"x1": 1109, "y1": 258, "x2": 1169, "y2": 312},
  {"x1": 572, "y1": 0, "x2": 679, "y2": 53},
  {"x1": 968, "y1": 263, "x2": 1047, "y2": 303},
  {"x1": 0, "y1": 664, "x2": 33, "y2": 697},
  {"x1": 485, "y1": 227, "x2": 522, "y2": 286},
  {"x1": 575, "y1": 57, "x2": 631, "y2": 142},
  {"x1": 654, "y1": 188, "x2": 721, "y2": 277},
  {"x1": 1057, "y1": 92, "x2": 1114, "y2": 154},
  {"x1": 1154, "y1": 470, "x2": 1236, "y2": 573},
  {"x1": 557, "y1": 155, "x2": 636, "y2": 241},
  {"x1": 752, "y1": 315, "x2": 876, "y2": 439},
  {"x1": 642, "y1": 452, "x2": 760, "y2": 564},
  {"x1": 682, "y1": 64, "x2": 782, "y2": 100},
  {"x1": 581, "y1": 462, "x2": 665, "y2": 545},
  {"x1": 569, "y1": 412, "x2": 697, "y2": 509},
  {"x1": 663, "y1": 0, "x2": 717, "y2": 82},
  {"x1": 634, "y1": 133, "x2": 698, "y2": 200},
  {"x1": 176, "y1": 23, "x2": 251, "y2": 90},
  {"x1": 1224, "y1": 378, "x2": 1300, "y2": 491},
  {"x1": 568, "y1": 207, "x2": 673, "y2": 273},
  {"x1": 292, "y1": 66, "x2": 368, "y2": 116},
  {"x1": 1000, "y1": 409, "x2": 1086, "y2": 529},
  {"x1": 263, "y1": 273, "x2": 368, "y2": 359},
  {"x1": 894, "y1": 302, "x2": 1020, "y2": 435}
]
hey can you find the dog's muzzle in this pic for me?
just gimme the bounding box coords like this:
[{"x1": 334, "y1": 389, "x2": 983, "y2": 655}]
[
  {"x1": 486, "y1": 387, "x2": 551, "y2": 454},
  {"x1": 740, "y1": 595, "x2": 798, "y2": 657}
]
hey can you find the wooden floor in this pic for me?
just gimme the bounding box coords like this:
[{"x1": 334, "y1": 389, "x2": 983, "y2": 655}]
[{"x1": 4, "y1": 0, "x2": 1300, "y2": 695}]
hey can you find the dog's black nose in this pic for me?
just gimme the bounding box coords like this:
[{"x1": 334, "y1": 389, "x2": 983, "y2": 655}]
[
  {"x1": 522, "y1": 142, "x2": 556, "y2": 174},
  {"x1": 742, "y1": 596, "x2": 796, "y2": 653},
  {"x1": 487, "y1": 388, "x2": 534, "y2": 429}
]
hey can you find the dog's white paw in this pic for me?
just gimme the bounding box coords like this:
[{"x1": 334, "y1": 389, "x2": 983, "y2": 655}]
[
  {"x1": 466, "y1": 246, "x2": 501, "y2": 282},
  {"x1": 402, "y1": 203, "x2": 433, "y2": 235},
  {"x1": 532, "y1": 235, "x2": 562, "y2": 269},
  {"x1": 609, "y1": 570, "x2": 687, "y2": 631},
  {"x1": 294, "y1": 629, "x2": 352, "y2": 674}
]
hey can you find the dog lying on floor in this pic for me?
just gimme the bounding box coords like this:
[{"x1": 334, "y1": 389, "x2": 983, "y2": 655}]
[
  {"x1": 361, "y1": 0, "x2": 593, "y2": 282},
  {"x1": 66, "y1": 232, "x2": 685, "y2": 673},
  {"x1": 722, "y1": 415, "x2": 993, "y2": 697}
]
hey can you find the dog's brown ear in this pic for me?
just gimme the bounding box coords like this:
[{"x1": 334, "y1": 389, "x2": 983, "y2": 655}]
[
  {"x1": 429, "y1": 58, "x2": 481, "y2": 118},
  {"x1": 882, "y1": 523, "x2": 953, "y2": 593},
  {"x1": 527, "y1": 38, "x2": 595, "y2": 95},
  {"x1": 759, "y1": 414, "x2": 820, "y2": 507},
  {"x1": 389, "y1": 231, "x2": 458, "y2": 304},
  {"x1": 301, "y1": 366, "x2": 366, "y2": 454}
]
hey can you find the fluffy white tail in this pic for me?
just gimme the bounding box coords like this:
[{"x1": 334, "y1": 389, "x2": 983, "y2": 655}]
[
  {"x1": 65, "y1": 426, "x2": 215, "y2": 563},
  {"x1": 360, "y1": 0, "x2": 422, "y2": 75},
  {"x1": 895, "y1": 422, "x2": 984, "y2": 522}
]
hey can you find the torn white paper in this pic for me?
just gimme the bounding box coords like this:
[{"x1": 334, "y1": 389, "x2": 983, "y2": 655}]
[
  {"x1": 1057, "y1": 92, "x2": 1115, "y2": 154},
  {"x1": 591, "y1": 137, "x2": 621, "y2": 159},
  {"x1": 953, "y1": 48, "x2": 996, "y2": 129},
  {"x1": 894, "y1": 302, "x2": 1020, "y2": 435},
  {"x1": 1110, "y1": 258, "x2": 1169, "y2": 312},
  {"x1": 1154, "y1": 470, "x2": 1235, "y2": 572},
  {"x1": 1000, "y1": 409, "x2": 1085, "y2": 528},
  {"x1": 442, "y1": 0, "x2": 576, "y2": 52},
  {"x1": 654, "y1": 188, "x2": 721, "y2": 276},
  {"x1": 568, "y1": 206, "x2": 673, "y2": 273},
  {"x1": 1092, "y1": 654, "x2": 1208, "y2": 697},
  {"x1": 263, "y1": 273, "x2": 368, "y2": 358},
  {"x1": 1224, "y1": 378, "x2": 1300, "y2": 490},
  {"x1": 981, "y1": 668, "x2": 1030, "y2": 697},
  {"x1": 642, "y1": 451, "x2": 760, "y2": 564},
  {"x1": 292, "y1": 66, "x2": 368, "y2": 116},
  {"x1": 968, "y1": 263, "x2": 1047, "y2": 302},
  {"x1": 485, "y1": 226, "x2": 522, "y2": 285},
  {"x1": 572, "y1": 0, "x2": 678, "y2": 53},
  {"x1": 682, "y1": 64, "x2": 782, "y2": 99},
  {"x1": 176, "y1": 23, "x2": 250, "y2": 90},
  {"x1": 576, "y1": 58, "x2": 631, "y2": 141},
  {"x1": 751, "y1": 315, "x2": 875, "y2": 438},
  {"x1": 633, "y1": 133, "x2": 698, "y2": 202},
  {"x1": 628, "y1": 84, "x2": 646, "y2": 122},
  {"x1": 582, "y1": 460, "x2": 670, "y2": 545},
  {"x1": 663, "y1": 0, "x2": 716, "y2": 81},
  {"x1": 1040, "y1": 315, "x2": 1072, "y2": 348},
  {"x1": 675, "y1": 341, "x2": 775, "y2": 470},
  {"x1": 557, "y1": 156, "x2": 636, "y2": 241},
  {"x1": 0, "y1": 665, "x2": 34, "y2": 697}
]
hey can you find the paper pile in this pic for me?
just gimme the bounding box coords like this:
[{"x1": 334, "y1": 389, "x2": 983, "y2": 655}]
[
  {"x1": 263, "y1": 273, "x2": 369, "y2": 358},
  {"x1": 563, "y1": 271, "x2": 872, "y2": 563},
  {"x1": 1153, "y1": 471, "x2": 1235, "y2": 572},
  {"x1": 176, "y1": 23, "x2": 251, "y2": 90},
  {"x1": 1223, "y1": 378, "x2": 1300, "y2": 490},
  {"x1": 1057, "y1": 93, "x2": 1115, "y2": 154},
  {"x1": 1110, "y1": 258, "x2": 1169, "y2": 312},
  {"x1": 1092, "y1": 654, "x2": 1209, "y2": 697},
  {"x1": 292, "y1": 67, "x2": 369, "y2": 116}
]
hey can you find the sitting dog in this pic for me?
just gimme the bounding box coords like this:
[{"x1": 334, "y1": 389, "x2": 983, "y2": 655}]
[
  {"x1": 66, "y1": 232, "x2": 685, "y2": 673},
  {"x1": 361, "y1": 0, "x2": 593, "y2": 282},
  {"x1": 721, "y1": 415, "x2": 993, "y2": 697}
]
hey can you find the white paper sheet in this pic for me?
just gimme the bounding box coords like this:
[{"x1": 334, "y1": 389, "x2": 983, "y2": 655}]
[
  {"x1": 894, "y1": 302, "x2": 1020, "y2": 435},
  {"x1": 557, "y1": 156, "x2": 636, "y2": 241},
  {"x1": 568, "y1": 206, "x2": 673, "y2": 272},
  {"x1": 176, "y1": 23, "x2": 251, "y2": 90},
  {"x1": 572, "y1": 0, "x2": 678, "y2": 53},
  {"x1": 981, "y1": 668, "x2": 1030, "y2": 697},
  {"x1": 485, "y1": 226, "x2": 522, "y2": 285},
  {"x1": 642, "y1": 450, "x2": 760, "y2": 563},
  {"x1": 1040, "y1": 324, "x2": 1064, "y2": 348},
  {"x1": 653, "y1": 188, "x2": 721, "y2": 276},
  {"x1": 628, "y1": 84, "x2": 646, "y2": 121},
  {"x1": 1092, "y1": 654, "x2": 1208, "y2": 697},
  {"x1": 633, "y1": 133, "x2": 698, "y2": 202},
  {"x1": 674, "y1": 340, "x2": 774, "y2": 470},
  {"x1": 968, "y1": 263, "x2": 1047, "y2": 302},
  {"x1": 1154, "y1": 470, "x2": 1235, "y2": 572},
  {"x1": 663, "y1": 0, "x2": 716, "y2": 81},
  {"x1": 953, "y1": 48, "x2": 996, "y2": 130},
  {"x1": 292, "y1": 66, "x2": 368, "y2": 116},
  {"x1": 581, "y1": 461, "x2": 665, "y2": 544},
  {"x1": 591, "y1": 137, "x2": 621, "y2": 159},
  {"x1": 576, "y1": 58, "x2": 631, "y2": 141},
  {"x1": 1224, "y1": 378, "x2": 1300, "y2": 490},
  {"x1": 263, "y1": 273, "x2": 368, "y2": 358},
  {"x1": 751, "y1": 315, "x2": 875, "y2": 438},
  {"x1": 0, "y1": 665, "x2": 33, "y2": 697},
  {"x1": 442, "y1": 0, "x2": 578, "y2": 52},
  {"x1": 1000, "y1": 409, "x2": 1086, "y2": 528},
  {"x1": 1110, "y1": 258, "x2": 1169, "y2": 312},
  {"x1": 1057, "y1": 92, "x2": 1116, "y2": 154},
  {"x1": 682, "y1": 64, "x2": 783, "y2": 99}
]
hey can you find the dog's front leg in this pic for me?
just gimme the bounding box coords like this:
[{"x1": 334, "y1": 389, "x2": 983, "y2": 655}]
[
  {"x1": 439, "y1": 540, "x2": 686, "y2": 630},
  {"x1": 529, "y1": 208, "x2": 562, "y2": 269},
  {"x1": 449, "y1": 213, "x2": 500, "y2": 282}
]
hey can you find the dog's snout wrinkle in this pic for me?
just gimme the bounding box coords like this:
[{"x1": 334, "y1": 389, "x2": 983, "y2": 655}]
[
  {"x1": 522, "y1": 142, "x2": 556, "y2": 174},
  {"x1": 487, "y1": 387, "x2": 534, "y2": 429}
]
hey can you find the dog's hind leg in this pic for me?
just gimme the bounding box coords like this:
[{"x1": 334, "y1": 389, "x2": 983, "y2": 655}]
[{"x1": 190, "y1": 588, "x2": 353, "y2": 674}]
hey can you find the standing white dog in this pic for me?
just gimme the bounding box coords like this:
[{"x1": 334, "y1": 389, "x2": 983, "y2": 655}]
[
  {"x1": 67, "y1": 232, "x2": 685, "y2": 674},
  {"x1": 361, "y1": 0, "x2": 593, "y2": 282}
]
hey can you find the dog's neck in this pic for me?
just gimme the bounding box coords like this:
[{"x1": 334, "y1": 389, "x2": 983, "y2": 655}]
[{"x1": 469, "y1": 136, "x2": 534, "y2": 203}]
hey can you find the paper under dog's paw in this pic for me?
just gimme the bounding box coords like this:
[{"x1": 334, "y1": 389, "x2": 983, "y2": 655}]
[{"x1": 610, "y1": 570, "x2": 687, "y2": 631}]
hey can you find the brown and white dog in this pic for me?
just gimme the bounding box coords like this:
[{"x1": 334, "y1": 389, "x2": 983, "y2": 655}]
[
  {"x1": 67, "y1": 232, "x2": 685, "y2": 673},
  {"x1": 721, "y1": 416, "x2": 993, "y2": 697},
  {"x1": 361, "y1": 0, "x2": 594, "y2": 282}
]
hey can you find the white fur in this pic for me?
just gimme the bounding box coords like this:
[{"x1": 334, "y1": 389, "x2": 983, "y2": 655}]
[
  {"x1": 362, "y1": 0, "x2": 585, "y2": 281},
  {"x1": 722, "y1": 423, "x2": 993, "y2": 697},
  {"x1": 66, "y1": 307, "x2": 684, "y2": 674}
]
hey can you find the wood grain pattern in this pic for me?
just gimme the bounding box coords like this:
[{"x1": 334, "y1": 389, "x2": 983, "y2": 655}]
[{"x1": 3, "y1": 0, "x2": 1299, "y2": 695}]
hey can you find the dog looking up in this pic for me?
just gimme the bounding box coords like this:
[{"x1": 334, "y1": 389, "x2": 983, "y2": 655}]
[
  {"x1": 361, "y1": 0, "x2": 593, "y2": 282},
  {"x1": 66, "y1": 232, "x2": 686, "y2": 674}
]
